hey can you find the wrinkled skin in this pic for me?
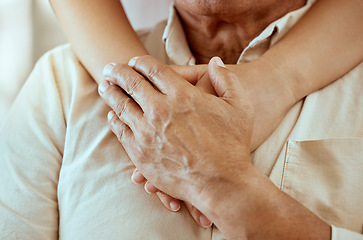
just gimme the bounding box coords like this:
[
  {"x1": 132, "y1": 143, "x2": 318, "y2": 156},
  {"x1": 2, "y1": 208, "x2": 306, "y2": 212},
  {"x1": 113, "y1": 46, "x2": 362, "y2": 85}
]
[
  {"x1": 172, "y1": 59, "x2": 296, "y2": 152},
  {"x1": 98, "y1": 56, "x2": 330, "y2": 239},
  {"x1": 97, "y1": 0, "x2": 305, "y2": 227},
  {"x1": 99, "y1": 56, "x2": 254, "y2": 204},
  {"x1": 132, "y1": 58, "x2": 295, "y2": 227},
  {"x1": 99, "y1": 56, "x2": 255, "y2": 237},
  {"x1": 174, "y1": 0, "x2": 305, "y2": 63},
  {"x1": 99, "y1": 54, "x2": 297, "y2": 228}
]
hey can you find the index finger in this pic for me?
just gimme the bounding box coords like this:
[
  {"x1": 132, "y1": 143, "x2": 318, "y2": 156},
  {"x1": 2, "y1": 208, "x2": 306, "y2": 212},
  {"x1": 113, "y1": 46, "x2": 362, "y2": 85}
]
[
  {"x1": 128, "y1": 55, "x2": 190, "y2": 95},
  {"x1": 103, "y1": 63, "x2": 163, "y2": 112}
]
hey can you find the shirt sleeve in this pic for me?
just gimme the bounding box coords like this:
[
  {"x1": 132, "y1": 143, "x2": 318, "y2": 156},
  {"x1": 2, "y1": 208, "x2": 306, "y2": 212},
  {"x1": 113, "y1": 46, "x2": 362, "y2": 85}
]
[
  {"x1": 331, "y1": 225, "x2": 363, "y2": 240},
  {"x1": 0, "y1": 48, "x2": 66, "y2": 239}
]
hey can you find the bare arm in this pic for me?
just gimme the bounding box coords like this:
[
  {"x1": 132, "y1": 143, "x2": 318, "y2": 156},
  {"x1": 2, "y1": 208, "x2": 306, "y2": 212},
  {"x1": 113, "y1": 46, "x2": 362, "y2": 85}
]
[
  {"x1": 49, "y1": 0, "x2": 148, "y2": 83},
  {"x1": 262, "y1": 0, "x2": 363, "y2": 102},
  {"x1": 49, "y1": 0, "x2": 215, "y2": 228}
]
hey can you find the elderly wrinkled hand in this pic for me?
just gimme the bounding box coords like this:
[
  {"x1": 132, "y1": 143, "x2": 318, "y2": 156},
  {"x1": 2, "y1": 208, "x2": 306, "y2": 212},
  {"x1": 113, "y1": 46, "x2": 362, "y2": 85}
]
[
  {"x1": 97, "y1": 56, "x2": 331, "y2": 239},
  {"x1": 98, "y1": 55, "x2": 254, "y2": 231},
  {"x1": 170, "y1": 59, "x2": 296, "y2": 151}
]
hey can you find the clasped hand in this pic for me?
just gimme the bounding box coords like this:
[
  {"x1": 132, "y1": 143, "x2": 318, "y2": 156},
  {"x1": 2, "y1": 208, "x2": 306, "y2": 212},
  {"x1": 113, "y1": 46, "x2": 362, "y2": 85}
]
[{"x1": 98, "y1": 56, "x2": 256, "y2": 232}]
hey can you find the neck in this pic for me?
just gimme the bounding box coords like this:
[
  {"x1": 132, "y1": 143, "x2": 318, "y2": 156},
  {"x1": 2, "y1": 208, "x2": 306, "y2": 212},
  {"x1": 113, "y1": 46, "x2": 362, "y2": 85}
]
[{"x1": 175, "y1": 0, "x2": 306, "y2": 64}]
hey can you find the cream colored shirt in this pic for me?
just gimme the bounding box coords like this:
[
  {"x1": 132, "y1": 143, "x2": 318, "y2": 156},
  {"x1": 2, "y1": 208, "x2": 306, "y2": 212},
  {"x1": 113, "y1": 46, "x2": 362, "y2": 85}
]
[{"x1": 0, "y1": 1, "x2": 362, "y2": 239}]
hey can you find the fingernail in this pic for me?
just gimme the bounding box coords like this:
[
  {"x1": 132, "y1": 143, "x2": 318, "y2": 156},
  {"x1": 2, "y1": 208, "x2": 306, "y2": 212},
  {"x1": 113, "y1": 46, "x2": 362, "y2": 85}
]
[
  {"x1": 131, "y1": 168, "x2": 138, "y2": 184},
  {"x1": 170, "y1": 200, "x2": 181, "y2": 212},
  {"x1": 107, "y1": 111, "x2": 116, "y2": 121},
  {"x1": 131, "y1": 169, "x2": 140, "y2": 184},
  {"x1": 98, "y1": 81, "x2": 110, "y2": 93},
  {"x1": 214, "y1": 57, "x2": 225, "y2": 68},
  {"x1": 144, "y1": 183, "x2": 151, "y2": 194},
  {"x1": 128, "y1": 57, "x2": 139, "y2": 67},
  {"x1": 144, "y1": 181, "x2": 158, "y2": 194},
  {"x1": 200, "y1": 215, "x2": 212, "y2": 228},
  {"x1": 103, "y1": 63, "x2": 116, "y2": 78}
]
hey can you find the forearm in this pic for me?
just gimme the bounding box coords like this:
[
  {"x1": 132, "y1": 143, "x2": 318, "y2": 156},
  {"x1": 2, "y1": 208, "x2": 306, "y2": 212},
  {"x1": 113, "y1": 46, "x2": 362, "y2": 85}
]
[
  {"x1": 204, "y1": 166, "x2": 331, "y2": 240},
  {"x1": 261, "y1": 0, "x2": 363, "y2": 103},
  {"x1": 49, "y1": 0, "x2": 148, "y2": 83}
]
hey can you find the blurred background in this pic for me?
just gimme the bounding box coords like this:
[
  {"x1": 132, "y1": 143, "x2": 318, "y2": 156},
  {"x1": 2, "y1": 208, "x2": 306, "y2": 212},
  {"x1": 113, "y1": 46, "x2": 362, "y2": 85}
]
[{"x1": 0, "y1": 0, "x2": 171, "y2": 126}]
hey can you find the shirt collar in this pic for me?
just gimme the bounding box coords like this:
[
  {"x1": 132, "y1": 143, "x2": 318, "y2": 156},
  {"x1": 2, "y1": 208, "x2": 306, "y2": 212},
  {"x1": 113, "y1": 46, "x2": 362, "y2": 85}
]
[
  {"x1": 162, "y1": 0, "x2": 316, "y2": 65},
  {"x1": 162, "y1": 4, "x2": 195, "y2": 65}
]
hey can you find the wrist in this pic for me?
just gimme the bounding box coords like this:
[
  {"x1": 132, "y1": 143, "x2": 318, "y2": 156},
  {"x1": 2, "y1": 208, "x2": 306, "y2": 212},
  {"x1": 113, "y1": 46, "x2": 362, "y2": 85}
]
[
  {"x1": 198, "y1": 164, "x2": 331, "y2": 240},
  {"x1": 196, "y1": 165, "x2": 267, "y2": 239}
]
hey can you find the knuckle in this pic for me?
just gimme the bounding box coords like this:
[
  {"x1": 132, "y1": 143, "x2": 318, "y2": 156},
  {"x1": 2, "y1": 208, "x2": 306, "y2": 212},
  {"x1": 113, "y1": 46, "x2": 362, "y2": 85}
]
[
  {"x1": 115, "y1": 128, "x2": 123, "y2": 143},
  {"x1": 124, "y1": 75, "x2": 142, "y2": 96},
  {"x1": 108, "y1": 112, "x2": 118, "y2": 127},
  {"x1": 114, "y1": 97, "x2": 131, "y2": 117},
  {"x1": 147, "y1": 64, "x2": 166, "y2": 79},
  {"x1": 115, "y1": 122, "x2": 127, "y2": 143},
  {"x1": 136, "y1": 55, "x2": 166, "y2": 80}
]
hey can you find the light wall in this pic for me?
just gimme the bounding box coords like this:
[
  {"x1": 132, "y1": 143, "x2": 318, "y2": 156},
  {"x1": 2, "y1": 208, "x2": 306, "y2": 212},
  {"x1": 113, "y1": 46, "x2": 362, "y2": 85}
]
[
  {"x1": 122, "y1": 0, "x2": 171, "y2": 30},
  {"x1": 0, "y1": 0, "x2": 171, "y2": 126}
]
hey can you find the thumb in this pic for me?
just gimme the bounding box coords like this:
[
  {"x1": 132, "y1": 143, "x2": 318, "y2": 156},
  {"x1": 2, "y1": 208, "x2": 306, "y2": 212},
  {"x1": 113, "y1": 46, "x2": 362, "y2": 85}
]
[
  {"x1": 170, "y1": 65, "x2": 207, "y2": 85},
  {"x1": 208, "y1": 57, "x2": 240, "y2": 101},
  {"x1": 171, "y1": 64, "x2": 216, "y2": 94}
]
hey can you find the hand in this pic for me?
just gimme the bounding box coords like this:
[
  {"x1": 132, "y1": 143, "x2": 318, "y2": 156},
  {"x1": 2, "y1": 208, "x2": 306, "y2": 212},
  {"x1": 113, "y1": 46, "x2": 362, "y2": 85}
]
[
  {"x1": 100, "y1": 58, "x2": 214, "y2": 228},
  {"x1": 99, "y1": 55, "x2": 295, "y2": 224},
  {"x1": 171, "y1": 58, "x2": 297, "y2": 151},
  {"x1": 121, "y1": 60, "x2": 283, "y2": 227},
  {"x1": 125, "y1": 59, "x2": 288, "y2": 220},
  {"x1": 131, "y1": 168, "x2": 212, "y2": 228},
  {"x1": 98, "y1": 54, "x2": 254, "y2": 224},
  {"x1": 99, "y1": 56, "x2": 331, "y2": 239}
]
